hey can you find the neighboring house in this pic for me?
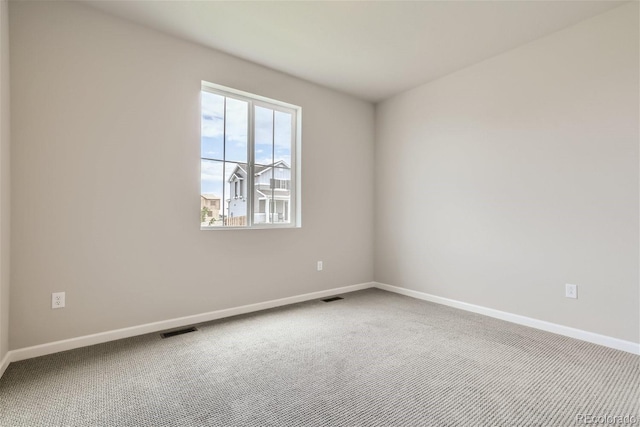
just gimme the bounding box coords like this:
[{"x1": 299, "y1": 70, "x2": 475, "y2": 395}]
[
  {"x1": 226, "y1": 165, "x2": 248, "y2": 224},
  {"x1": 200, "y1": 194, "x2": 221, "y2": 224},
  {"x1": 227, "y1": 160, "x2": 290, "y2": 224}
]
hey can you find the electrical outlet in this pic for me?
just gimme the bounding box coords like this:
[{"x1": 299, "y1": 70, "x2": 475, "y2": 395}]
[
  {"x1": 52, "y1": 292, "x2": 65, "y2": 309},
  {"x1": 317, "y1": 261, "x2": 323, "y2": 271},
  {"x1": 565, "y1": 284, "x2": 577, "y2": 299}
]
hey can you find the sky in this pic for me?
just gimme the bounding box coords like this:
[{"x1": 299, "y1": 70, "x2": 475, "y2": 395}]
[{"x1": 200, "y1": 91, "x2": 293, "y2": 203}]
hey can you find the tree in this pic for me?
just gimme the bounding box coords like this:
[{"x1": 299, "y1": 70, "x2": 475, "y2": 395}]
[{"x1": 201, "y1": 206, "x2": 212, "y2": 223}]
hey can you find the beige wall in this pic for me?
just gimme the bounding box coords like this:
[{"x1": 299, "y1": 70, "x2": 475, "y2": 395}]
[
  {"x1": 0, "y1": 0, "x2": 9, "y2": 362},
  {"x1": 9, "y1": 1, "x2": 374, "y2": 349},
  {"x1": 375, "y1": 4, "x2": 639, "y2": 343},
  {"x1": 7, "y1": 0, "x2": 638, "y2": 353}
]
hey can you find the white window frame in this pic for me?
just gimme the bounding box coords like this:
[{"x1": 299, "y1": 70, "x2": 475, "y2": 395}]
[{"x1": 200, "y1": 81, "x2": 302, "y2": 230}]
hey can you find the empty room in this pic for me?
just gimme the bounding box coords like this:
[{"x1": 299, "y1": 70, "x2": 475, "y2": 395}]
[{"x1": 0, "y1": 0, "x2": 638, "y2": 426}]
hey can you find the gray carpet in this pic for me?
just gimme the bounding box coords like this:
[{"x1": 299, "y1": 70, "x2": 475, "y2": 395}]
[{"x1": 0, "y1": 288, "x2": 638, "y2": 426}]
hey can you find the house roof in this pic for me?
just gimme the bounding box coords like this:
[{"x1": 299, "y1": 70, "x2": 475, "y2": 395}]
[
  {"x1": 255, "y1": 160, "x2": 290, "y2": 176},
  {"x1": 228, "y1": 161, "x2": 289, "y2": 182},
  {"x1": 201, "y1": 194, "x2": 221, "y2": 201},
  {"x1": 227, "y1": 164, "x2": 247, "y2": 182}
]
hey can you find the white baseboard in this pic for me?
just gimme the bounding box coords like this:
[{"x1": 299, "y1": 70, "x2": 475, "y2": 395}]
[
  {"x1": 374, "y1": 282, "x2": 640, "y2": 355},
  {"x1": 0, "y1": 350, "x2": 9, "y2": 378},
  {"x1": 2, "y1": 280, "x2": 636, "y2": 381},
  {"x1": 6, "y1": 282, "x2": 374, "y2": 365}
]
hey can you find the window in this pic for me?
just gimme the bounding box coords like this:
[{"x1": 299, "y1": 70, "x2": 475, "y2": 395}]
[
  {"x1": 200, "y1": 81, "x2": 301, "y2": 229},
  {"x1": 270, "y1": 178, "x2": 290, "y2": 190}
]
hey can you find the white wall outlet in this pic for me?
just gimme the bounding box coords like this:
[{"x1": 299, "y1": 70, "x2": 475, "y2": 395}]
[
  {"x1": 317, "y1": 261, "x2": 323, "y2": 271},
  {"x1": 52, "y1": 292, "x2": 65, "y2": 309},
  {"x1": 565, "y1": 284, "x2": 577, "y2": 299}
]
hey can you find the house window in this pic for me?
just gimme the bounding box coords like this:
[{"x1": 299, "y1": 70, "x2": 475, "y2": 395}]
[
  {"x1": 270, "y1": 178, "x2": 290, "y2": 190},
  {"x1": 200, "y1": 81, "x2": 301, "y2": 228}
]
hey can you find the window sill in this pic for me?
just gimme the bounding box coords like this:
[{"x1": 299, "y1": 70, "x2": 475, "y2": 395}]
[{"x1": 200, "y1": 224, "x2": 300, "y2": 231}]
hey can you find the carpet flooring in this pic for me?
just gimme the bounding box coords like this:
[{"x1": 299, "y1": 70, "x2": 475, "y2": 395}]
[{"x1": 0, "y1": 288, "x2": 638, "y2": 426}]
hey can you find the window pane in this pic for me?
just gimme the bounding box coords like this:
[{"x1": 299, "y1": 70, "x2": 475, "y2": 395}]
[
  {"x1": 253, "y1": 165, "x2": 272, "y2": 224},
  {"x1": 274, "y1": 111, "x2": 292, "y2": 166},
  {"x1": 255, "y1": 105, "x2": 273, "y2": 166},
  {"x1": 200, "y1": 159, "x2": 224, "y2": 227},
  {"x1": 201, "y1": 92, "x2": 225, "y2": 160},
  {"x1": 201, "y1": 81, "x2": 299, "y2": 229},
  {"x1": 225, "y1": 162, "x2": 248, "y2": 227},
  {"x1": 224, "y1": 98, "x2": 248, "y2": 163},
  {"x1": 272, "y1": 167, "x2": 291, "y2": 224},
  {"x1": 253, "y1": 165, "x2": 291, "y2": 224}
]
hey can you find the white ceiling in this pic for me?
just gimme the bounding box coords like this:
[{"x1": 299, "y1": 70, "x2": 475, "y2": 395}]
[{"x1": 83, "y1": 1, "x2": 625, "y2": 102}]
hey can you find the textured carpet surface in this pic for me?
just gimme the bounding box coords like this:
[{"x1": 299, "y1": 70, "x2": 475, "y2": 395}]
[{"x1": 0, "y1": 289, "x2": 638, "y2": 426}]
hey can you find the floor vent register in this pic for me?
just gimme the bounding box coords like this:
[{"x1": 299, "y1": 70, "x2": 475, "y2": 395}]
[{"x1": 161, "y1": 326, "x2": 198, "y2": 339}]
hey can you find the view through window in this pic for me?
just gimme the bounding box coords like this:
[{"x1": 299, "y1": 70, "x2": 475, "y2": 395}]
[{"x1": 200, "y1": 82, "x2": 300, "y2": 228}]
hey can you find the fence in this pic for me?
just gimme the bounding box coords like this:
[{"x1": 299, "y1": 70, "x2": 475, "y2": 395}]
[{"x1": 224, "y1": 216, "x2": 247, "y2": 227}]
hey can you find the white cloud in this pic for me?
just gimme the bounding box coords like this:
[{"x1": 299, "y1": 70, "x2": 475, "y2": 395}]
[
  {"x1": 274, "y1": 110, "x2": 292, "y2": 148},
  {"x1": 254, "y1": 107, "x2": 292, "y2": 149},
  {"x1": 200, "y1": 160, "x2": 223, "y2": 184},
  {"x1": 201, "y1": 92, "x2": 224, "y2": 139},
  {"x1": 201, "y1": 160, "x2": 243, "y2": 195},
  {"x1": 201, "y1": 92, "x2": 248, "y2": 143},
  {"x1": 256, "y1": 155, "x2": 291, "y2": 166},
  {"x1": 201, "y1": 93, "x2": 292, "y2": 170}
]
